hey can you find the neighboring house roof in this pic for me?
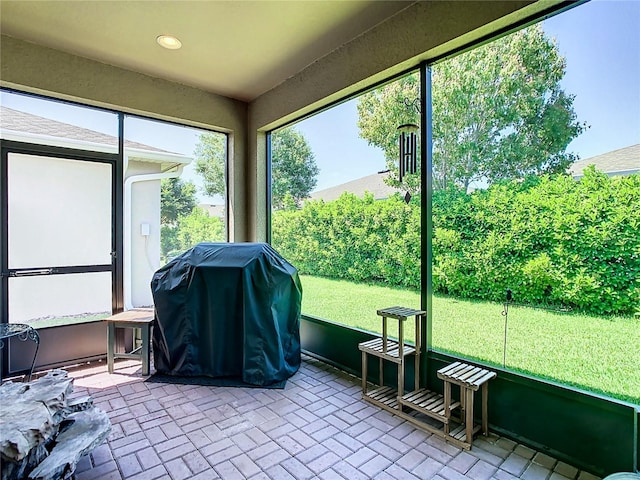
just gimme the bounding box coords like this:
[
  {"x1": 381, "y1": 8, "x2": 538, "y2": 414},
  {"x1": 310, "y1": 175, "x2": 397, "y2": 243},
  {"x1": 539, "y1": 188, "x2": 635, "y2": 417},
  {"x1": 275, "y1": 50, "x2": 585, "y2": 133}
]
[
  {"x1": 310, "y1": 145, "x2": 640, "y2": 203},
  {"x1": 0, "y1": 106, "x2": 191, "y2": 165},
  {"x1": 309, "y1": 171, "x2": 401, "y2": 202},
  {"x1": 569, "y1": 144, "x2": 639, "y2": 179}
]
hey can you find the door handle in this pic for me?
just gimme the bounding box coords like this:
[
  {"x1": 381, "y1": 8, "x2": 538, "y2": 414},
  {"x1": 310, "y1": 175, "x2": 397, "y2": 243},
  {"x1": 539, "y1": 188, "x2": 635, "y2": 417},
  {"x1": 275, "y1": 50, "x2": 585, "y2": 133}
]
[{"x1": 10, "y1": 268, "x2": 54, "y2": 277}]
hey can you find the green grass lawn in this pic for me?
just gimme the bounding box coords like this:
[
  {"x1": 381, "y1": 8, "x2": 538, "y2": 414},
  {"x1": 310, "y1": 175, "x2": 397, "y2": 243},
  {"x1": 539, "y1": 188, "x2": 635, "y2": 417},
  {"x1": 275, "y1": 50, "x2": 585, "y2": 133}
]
[
  {"x1": 24, "y1": 312, "x2": 110, "y2": 329},
  {"x1": 300, "y1": 274, "x2": 640, "y2": 405}
]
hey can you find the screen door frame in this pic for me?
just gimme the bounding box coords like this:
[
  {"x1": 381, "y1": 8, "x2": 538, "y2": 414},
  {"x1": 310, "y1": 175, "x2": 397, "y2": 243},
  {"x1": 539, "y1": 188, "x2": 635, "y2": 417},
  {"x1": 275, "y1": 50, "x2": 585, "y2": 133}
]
[{"x1": 0, "y1": 139, "x2": 123, "y2": 377}]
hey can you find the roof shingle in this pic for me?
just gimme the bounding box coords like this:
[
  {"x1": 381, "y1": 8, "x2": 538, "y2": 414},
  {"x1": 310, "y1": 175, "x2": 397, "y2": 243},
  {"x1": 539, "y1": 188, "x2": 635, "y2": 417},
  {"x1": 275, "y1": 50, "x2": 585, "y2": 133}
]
[
  {"x1": 0, "y1": 106, "x2": 176, "y2": 154},
  {"x1": 569, "y1": 144, "x2": 639, "y2": 178}
]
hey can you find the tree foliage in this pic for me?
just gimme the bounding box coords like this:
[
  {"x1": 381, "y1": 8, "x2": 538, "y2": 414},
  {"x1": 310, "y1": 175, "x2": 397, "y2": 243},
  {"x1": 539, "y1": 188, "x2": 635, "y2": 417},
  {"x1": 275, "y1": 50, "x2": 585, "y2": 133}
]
[
  {"x1": 194, "y1": 133, "x2": 226, "y2": 197},
  {"x1": 161, "y1": 208, "x2": 225, "y2": 263},
  {"x1": 357, "y1": 24, "x2": 586, "y2": 191},
  {"x1": 193, "y1": 127, "x2": 319, "y2": 210},
  {"x1": 161, "y1": 139, "x2": 227, "y2": 263},
  {"x1": 271, "y1": 127, "x2": 319, "y2": 209},
  {"x1": 160, "y1": 177, "x2": 197, "y2": 225}
]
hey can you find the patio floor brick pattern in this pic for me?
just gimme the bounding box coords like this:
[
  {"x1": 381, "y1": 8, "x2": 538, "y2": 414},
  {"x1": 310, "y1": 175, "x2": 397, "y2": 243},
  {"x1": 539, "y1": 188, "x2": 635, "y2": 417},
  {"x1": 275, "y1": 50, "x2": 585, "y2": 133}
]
[{"x1": 56, "y1": 355, "x2": 601, "y2": 480}]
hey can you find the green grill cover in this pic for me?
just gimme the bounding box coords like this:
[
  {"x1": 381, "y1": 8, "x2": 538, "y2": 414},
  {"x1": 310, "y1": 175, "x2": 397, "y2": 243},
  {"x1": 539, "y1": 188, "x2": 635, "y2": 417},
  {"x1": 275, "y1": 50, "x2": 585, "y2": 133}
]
[{"x1": 151, "y1": 242, "x2": 302, "y2": 386}]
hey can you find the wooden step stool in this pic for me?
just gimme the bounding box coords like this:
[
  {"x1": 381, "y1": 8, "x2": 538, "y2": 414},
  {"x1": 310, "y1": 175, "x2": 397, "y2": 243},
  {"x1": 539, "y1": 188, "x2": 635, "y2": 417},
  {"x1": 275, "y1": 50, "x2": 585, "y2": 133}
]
[{"x1": 437, "y1": 361, "x2": 496, "y2": 445}]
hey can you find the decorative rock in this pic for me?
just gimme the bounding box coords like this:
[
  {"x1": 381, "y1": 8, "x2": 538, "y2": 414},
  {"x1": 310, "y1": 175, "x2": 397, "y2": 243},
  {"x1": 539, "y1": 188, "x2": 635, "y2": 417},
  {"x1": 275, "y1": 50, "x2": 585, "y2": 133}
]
[
  {"x1": 28, "y1": 409, "x2": 111, "y2": 480},
  {"x1": 0, "y1": 370, "x2": 111, "y2": 480},
  {"x1": 0, "y1": 370, "x2": 73, "y2": 462}
]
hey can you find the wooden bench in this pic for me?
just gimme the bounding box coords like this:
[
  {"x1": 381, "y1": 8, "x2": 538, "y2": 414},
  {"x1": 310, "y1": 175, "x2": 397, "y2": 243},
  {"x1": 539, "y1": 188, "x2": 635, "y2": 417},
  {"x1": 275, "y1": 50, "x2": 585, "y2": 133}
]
[{"x1": 105, "y1": 308, "x2": 154, "y2": 376}]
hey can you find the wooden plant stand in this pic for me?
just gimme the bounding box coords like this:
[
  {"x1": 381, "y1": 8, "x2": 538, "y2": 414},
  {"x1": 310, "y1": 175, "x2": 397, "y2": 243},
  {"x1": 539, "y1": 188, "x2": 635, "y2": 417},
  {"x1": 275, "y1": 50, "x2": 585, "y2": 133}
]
[{"x1": 358, "y1": 306, "x2": 496, "y2": 450}]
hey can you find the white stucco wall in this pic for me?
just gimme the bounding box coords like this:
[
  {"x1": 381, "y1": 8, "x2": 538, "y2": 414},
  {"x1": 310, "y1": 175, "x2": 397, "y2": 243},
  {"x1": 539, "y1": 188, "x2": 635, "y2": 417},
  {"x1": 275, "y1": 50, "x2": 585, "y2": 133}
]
[
  {"x1": 126, "y1": 160, "x2": 162, "y2": 308},
  {"x1": 8, "y1": 273, "x2": 112, "y2": 323}
]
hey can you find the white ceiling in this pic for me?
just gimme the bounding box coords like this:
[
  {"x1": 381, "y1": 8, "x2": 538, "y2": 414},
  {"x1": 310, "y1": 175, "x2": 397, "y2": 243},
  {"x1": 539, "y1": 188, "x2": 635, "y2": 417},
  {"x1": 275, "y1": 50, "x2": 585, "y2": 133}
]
[{"x1": 0, "y1": 0, "x2": 413, "y2": 102}]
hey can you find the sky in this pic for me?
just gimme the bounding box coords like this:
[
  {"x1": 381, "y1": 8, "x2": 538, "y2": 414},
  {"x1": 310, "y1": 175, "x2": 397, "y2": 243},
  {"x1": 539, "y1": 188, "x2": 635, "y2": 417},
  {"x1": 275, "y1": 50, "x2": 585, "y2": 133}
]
[
  {"x1": 1, "y1": 0, "x2": 638, "y2": 198},
  {"x1": 542, "y1": 0, "x2": 640, "y2": 158}
]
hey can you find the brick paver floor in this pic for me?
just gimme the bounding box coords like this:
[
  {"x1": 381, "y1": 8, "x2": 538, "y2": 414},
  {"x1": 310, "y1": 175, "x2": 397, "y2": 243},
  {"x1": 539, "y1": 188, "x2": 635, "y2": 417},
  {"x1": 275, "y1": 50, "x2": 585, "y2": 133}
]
[{"x1": 60, "y1": 355, "x2": 599, "y2": 480}]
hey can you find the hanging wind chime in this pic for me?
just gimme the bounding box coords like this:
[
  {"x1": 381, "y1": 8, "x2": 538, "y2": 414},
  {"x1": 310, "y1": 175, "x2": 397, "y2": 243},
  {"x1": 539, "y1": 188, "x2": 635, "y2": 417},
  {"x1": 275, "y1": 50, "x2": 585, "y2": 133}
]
[
  {"x1": 397, "y1": 122, "x2": 419, "y2": 203},
  {"x1": 396, "y1": 96, "x2": 421, "y2": 203}
]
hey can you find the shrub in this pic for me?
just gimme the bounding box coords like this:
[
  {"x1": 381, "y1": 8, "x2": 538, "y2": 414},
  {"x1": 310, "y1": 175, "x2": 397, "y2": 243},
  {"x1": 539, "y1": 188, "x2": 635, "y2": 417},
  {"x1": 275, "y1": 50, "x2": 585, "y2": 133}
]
[{"x1": 272, "y1": 168, "x2": 640, "y2": 316}]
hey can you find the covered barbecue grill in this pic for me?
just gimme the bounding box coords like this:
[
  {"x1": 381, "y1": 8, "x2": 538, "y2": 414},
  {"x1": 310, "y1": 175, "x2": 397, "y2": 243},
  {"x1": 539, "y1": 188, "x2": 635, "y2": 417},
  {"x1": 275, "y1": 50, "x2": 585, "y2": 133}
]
[{"x1": 151, "y1": 242, "x2": 302, "y2": 386}]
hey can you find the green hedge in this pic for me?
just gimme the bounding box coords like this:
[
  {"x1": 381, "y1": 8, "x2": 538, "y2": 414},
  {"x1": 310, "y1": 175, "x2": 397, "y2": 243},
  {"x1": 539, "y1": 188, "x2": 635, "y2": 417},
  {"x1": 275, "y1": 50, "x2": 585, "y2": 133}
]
[
  {"x1": 272, "y1": 167, "x2": 640, "y2": 316},
  {"x1": 273, "y1": 192, "x2": 421, "y2": 287}
]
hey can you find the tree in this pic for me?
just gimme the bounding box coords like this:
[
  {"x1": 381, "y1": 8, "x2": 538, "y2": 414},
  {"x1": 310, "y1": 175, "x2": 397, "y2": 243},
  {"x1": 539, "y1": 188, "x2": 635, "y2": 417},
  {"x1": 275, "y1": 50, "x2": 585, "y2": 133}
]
[
  {"x1": 194, "y1": 132, "x2": 226, "y2": 197},
  {"x1": 161, "y1": 208, "x2": 225, "y2": 263},
  {"x1": 271, "y1": 127, "x2": 319, "y2": 209},
  {"x1": 193, "y1": 127, "x2": 318, "y2": 209},
  {"x1": 357, "y1": 24, "x2": 586, "y2": 191},
  {"x1": 161, "y1": 177, "x2": 197, "y2": 225},
  {"x1": 174, "y1": 208, "x2": 225, "y2": 248}
]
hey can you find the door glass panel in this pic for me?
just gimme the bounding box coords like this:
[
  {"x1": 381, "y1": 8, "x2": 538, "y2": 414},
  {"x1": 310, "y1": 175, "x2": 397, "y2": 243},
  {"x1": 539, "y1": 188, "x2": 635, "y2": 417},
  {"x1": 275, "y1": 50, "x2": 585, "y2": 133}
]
[
  {"x1": 8, "y1": 152, "x2": 112, "y2": 268},
  {"x1": 8, "y1": 272, "x2": 112, "y2": 327}
]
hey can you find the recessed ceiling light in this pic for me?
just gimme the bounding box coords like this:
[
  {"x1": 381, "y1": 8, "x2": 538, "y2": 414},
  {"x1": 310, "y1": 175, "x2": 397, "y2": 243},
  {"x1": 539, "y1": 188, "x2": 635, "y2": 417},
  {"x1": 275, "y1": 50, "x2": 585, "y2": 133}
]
[{"x1": 156, "y1": 35, "x2": 182, "y2": 50}]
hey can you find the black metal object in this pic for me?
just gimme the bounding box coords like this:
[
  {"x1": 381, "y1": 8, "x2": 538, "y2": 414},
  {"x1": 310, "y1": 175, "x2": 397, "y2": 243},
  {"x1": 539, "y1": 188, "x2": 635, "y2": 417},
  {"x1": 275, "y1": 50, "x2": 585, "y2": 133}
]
[
  {"x1": 114, "y1": 113, "x2": 125, "y2": 315},
  {"x1": 266, "y1": 131, "x2": 273, "y2": 244},
  {"x1": 404, "y1": 97, "x2": 421, "y2": 114},
  {"x1": 502, "y1": 289, "x2": 512, "y2": 367},
  {"x1": 398, "y1": 95, "x2": 421, "y2": 183},
  {"x1": 0, "y1": 323, "x2": 39, "y2": 381},
  {"x1": 420, "y1": 62, "x2": 433, "y2": 384},
  {"x1": 501, "y1": 288, "x2": 572, "y2": 368}
]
